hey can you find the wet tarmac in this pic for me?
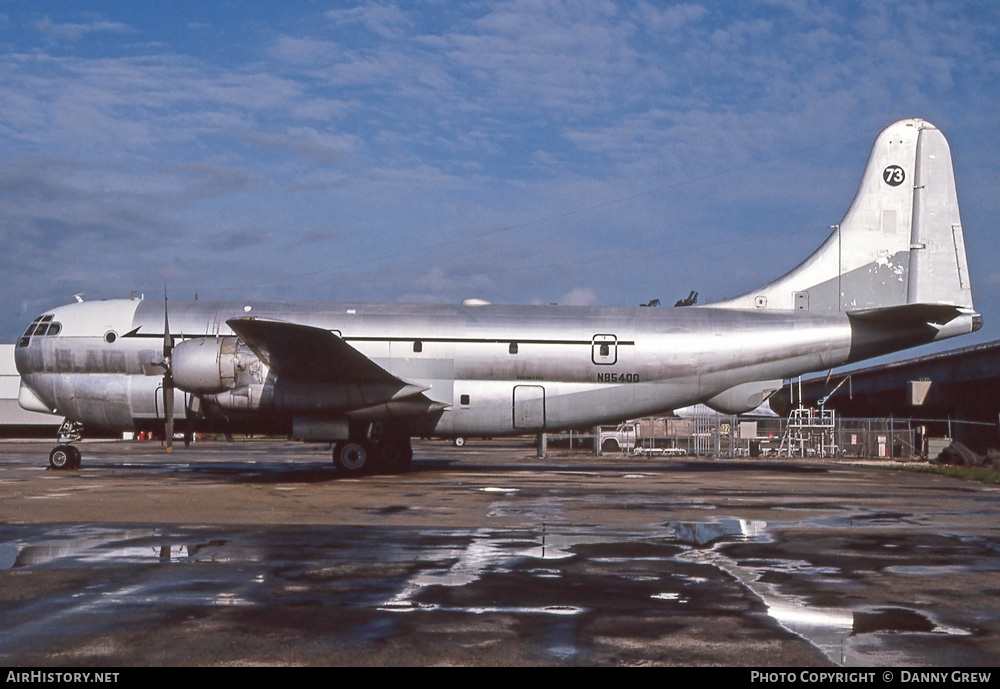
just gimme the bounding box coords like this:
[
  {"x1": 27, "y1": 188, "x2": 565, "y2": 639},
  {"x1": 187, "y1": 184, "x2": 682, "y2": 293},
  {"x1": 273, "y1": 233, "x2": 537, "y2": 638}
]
[{"x1": 1, "y1": 439, "x2": 998, "y2": 666}]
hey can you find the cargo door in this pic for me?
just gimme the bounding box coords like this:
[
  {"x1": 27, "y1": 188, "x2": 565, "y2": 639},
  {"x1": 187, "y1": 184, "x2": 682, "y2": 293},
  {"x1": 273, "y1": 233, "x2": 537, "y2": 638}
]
[{"x1": 512, "y1": 385, "x2": 545, "y2": 430}]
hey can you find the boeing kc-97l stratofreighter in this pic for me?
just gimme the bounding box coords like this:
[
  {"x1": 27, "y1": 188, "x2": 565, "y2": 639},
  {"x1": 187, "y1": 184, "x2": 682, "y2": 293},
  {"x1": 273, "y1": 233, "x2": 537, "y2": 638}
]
[{"x1": 16, "y1": 119, "x2": 980, "y2": 473}]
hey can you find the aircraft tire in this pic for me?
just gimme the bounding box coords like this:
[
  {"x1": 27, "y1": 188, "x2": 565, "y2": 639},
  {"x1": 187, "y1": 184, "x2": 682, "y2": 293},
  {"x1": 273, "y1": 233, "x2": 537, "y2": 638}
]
[
  {"x1": 49, "y1": 446, "x2": 75, "y2": 470},
  {"x1": 334, "y1": 440, "x2": 372, "y2": 475},
  {"x1": 379, "y1": 437, "x2": 413, "y2": 474},
  {"x1": 68, "y1": 445, "x2": 82, "y2": 470}
]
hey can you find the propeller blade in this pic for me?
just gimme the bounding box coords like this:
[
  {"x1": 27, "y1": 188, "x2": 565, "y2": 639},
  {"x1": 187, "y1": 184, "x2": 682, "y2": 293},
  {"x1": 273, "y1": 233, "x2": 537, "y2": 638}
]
[
  {"x1": 162, "y1": 288, "x2": 174, "y2": 453},
  {"x1": 183, "y1": 393, "x2": 194, "y2": 447},
  {"x1": 163, "y1": 379, "x2": 174, "y2": 453},
  {"x1": 163, "y1": 288, "x2": 173, "y2": 360}
]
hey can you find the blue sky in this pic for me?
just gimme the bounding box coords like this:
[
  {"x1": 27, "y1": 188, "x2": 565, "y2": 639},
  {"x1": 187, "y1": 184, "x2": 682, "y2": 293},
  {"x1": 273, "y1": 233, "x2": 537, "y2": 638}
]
[{"x1": 1, "y1": 1, "x2": 998, "y2": 354}]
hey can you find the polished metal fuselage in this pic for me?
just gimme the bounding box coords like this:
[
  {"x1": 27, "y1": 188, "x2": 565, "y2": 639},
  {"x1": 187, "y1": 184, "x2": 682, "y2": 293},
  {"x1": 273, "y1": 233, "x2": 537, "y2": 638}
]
[{"x1": 15, "y1": 296, "x2": 881, "y2": 437}]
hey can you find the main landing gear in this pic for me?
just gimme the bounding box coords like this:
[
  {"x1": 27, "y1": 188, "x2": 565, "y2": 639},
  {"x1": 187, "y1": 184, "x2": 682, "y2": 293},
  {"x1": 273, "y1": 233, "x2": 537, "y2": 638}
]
[
  {"x1": 48, "y1": 420, "x2": 83, "y2": 470},
  {"x1": 333, "y1": 423, "x2": 413, "y2": 476}
]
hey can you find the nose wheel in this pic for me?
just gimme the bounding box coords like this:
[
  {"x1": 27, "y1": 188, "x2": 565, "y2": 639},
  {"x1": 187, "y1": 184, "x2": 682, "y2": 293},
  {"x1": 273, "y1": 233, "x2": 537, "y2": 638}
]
[
  {"x1": 48, "y1": 419, "x2": 84, "y2": 470},
  {"x1": 49, "y1": 445, "x2": 81, "y2": 470}
]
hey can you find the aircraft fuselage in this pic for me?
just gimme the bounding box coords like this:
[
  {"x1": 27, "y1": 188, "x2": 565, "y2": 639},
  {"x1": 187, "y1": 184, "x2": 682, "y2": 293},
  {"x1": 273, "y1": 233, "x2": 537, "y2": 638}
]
[{"x1": 15, "y1": 297, "x2": 973, "y2": 440}]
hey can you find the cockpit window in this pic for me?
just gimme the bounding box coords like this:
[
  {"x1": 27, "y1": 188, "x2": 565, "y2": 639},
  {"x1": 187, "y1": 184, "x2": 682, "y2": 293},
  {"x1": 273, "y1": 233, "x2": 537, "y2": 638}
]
[
  {"x1": 18, "y1": 315, "x2": 61, "y2": 347},
  {"x1": 22, "y1": 318, "x2": 41, "y2": 338}
]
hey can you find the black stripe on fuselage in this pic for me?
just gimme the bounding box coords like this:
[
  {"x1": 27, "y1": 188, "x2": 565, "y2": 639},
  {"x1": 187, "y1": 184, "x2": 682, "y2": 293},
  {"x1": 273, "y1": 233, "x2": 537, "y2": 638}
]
[{"x1": 124, "y1": 332, "x2": 636, "y2": 346}]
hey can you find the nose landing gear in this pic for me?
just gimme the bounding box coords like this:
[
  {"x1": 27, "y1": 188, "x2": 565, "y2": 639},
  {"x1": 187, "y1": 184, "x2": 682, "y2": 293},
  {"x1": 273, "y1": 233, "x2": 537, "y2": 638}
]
[
  {"x1": 48, "y1": 419, "x2": 84, "y2": 470},
  {"x1": 49, "y1": 445, "x2": 81, "y2": 470}
]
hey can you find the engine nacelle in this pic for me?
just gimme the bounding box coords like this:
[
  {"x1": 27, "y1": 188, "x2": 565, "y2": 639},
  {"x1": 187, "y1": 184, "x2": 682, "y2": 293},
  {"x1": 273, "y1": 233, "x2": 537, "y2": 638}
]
[
  {"x1": 705, "y1": 380, "x2": 781, "y2": 415},
  {"x1": 171, "y1": 337, "x2": 263, "y2": 394}
]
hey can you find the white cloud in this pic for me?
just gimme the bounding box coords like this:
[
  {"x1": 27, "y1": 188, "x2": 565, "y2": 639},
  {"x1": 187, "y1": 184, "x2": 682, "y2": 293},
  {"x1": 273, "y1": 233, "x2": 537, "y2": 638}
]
[
  {"x1": 324, "y1": 4, "x2": 412, "y2": 39},
  {"x1": 558, "y1": 288, "x2": 599, "y2": 306},
  {"x1": 270, "y1": 35, "x2": 339, "y2": 65},
  {"x1": 633, "y1": 2, "x2": 709, "y2": 31},
  {"x1": 35, "y1": 15, "x2": 132, "y2": 41}
]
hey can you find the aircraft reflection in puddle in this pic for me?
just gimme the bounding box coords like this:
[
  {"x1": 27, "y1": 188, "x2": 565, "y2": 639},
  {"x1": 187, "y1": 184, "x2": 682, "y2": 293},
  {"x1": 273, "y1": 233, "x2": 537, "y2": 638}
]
[
  {"x1": 1, "y1": 516, "x2": 972, "y2": 666},
  {"x1": 379, "y1": 526, "x2": 590, "y2": 615},
  {"x1": 1, "y1": 526, "x2": 238, "y2": 568},
  {"x1": 670, "y1": 518, "x2": 968, "y2": 666}
]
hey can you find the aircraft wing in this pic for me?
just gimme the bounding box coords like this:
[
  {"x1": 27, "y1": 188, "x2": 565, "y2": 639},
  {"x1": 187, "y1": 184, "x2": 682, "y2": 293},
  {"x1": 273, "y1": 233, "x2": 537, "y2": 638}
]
[{"x1": 227, "y1": 317, "x2": 404, "y2": 385}]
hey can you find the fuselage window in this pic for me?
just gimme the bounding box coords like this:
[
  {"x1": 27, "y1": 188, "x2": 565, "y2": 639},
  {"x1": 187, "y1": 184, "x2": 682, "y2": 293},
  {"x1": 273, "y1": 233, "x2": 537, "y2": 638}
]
[
  {"x1": 104, "y1": 331, "x2": 118, "y2": 344},
  {"x1": 509, "y1": 342, "x2": 518, "y2": 354},
  {"x1": 413, "y1": 340, "x2": 422, "y2": 353},
  {"x1": 591, "y1": 334, "x2": 618, "y2": 365},
  {"x1": 460, "y1": 394, "x2": 470, "y2": 406}
]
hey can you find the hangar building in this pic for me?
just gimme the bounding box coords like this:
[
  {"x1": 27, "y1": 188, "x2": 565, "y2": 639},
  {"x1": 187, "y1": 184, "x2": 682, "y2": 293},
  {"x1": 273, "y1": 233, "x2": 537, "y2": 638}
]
[{"x1": 798, "y1": 340, "x2": 1000, "y2": 454}]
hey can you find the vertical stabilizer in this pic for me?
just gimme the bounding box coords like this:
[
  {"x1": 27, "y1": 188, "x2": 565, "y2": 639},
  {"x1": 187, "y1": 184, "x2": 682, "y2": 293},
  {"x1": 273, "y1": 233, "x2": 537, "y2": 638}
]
[
  {"x1": 907, "y1": 125, "x2": 972, "y2": 307},
  {"x1": 707, "y1": 119, "x2": 973, "y2": 312}
]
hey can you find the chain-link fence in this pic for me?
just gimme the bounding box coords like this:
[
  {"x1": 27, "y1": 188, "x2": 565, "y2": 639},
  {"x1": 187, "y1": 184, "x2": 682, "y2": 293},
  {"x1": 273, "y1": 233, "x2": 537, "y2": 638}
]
[{"x1": 593, "y1": 414, "x2": 932, "y2": 458}]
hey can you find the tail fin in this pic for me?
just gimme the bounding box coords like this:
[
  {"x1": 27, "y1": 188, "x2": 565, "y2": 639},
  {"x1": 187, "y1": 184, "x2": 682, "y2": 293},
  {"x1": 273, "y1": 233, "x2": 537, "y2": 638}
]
[{"x1": 707, "y1": 119, "x2": 974, "y2": 312}]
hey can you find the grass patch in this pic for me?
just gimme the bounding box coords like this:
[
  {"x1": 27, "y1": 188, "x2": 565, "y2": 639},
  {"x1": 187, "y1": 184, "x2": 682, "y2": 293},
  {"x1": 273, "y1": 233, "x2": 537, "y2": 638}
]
[{"x1": 900, "y1": 464, "x2": 1000, "y2": 485}]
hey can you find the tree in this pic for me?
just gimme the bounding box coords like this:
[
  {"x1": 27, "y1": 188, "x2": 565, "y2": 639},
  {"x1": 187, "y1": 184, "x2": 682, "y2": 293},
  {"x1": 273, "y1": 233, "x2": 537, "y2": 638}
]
[{"x1": 674, "y1": 291, "x2": 698, "y2": 307}]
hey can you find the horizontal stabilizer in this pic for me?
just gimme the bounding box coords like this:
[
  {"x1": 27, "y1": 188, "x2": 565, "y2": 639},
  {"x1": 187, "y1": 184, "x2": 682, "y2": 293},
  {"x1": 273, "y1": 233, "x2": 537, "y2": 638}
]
[
  {"x1": 227, "y1": 317, "x2": 405, "y2": 385},
  {"x1": 845, "y1": 302, "x2": 981, "y2": 363},
  {"x1": 846, "y1": 303, "x2": 965, "y2": 325}
]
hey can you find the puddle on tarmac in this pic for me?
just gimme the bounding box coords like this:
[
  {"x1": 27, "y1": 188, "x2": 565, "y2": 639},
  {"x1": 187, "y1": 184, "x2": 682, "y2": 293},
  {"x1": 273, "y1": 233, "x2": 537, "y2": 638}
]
[
  {"x1": 853, "y1": 608, "x2": 933, "y2": 634},
  {"x1": 0, "y1": 514, "x2": 977, "y2": 666},
  {"x1": 883, "y1": 565, "x2": 971, "y2": 576},
  {"x1": 378, "y1": 527, "x2": 599, "y2": 617},
  {"x1": 669, "y1": 518, "x2": 770, "y2": 546},
  {"x1": 0, "y1": 543, "x2": 17, "y2": 570},
  {"x1": 670, "y1": 517, "x2": 971, "y2": 666},
  {"x1": 651, "y1": 592, "x2": 687, "y2": 602},
  {"x1": 1, "y1": 527, "x2": 238, "y2": 569}
]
